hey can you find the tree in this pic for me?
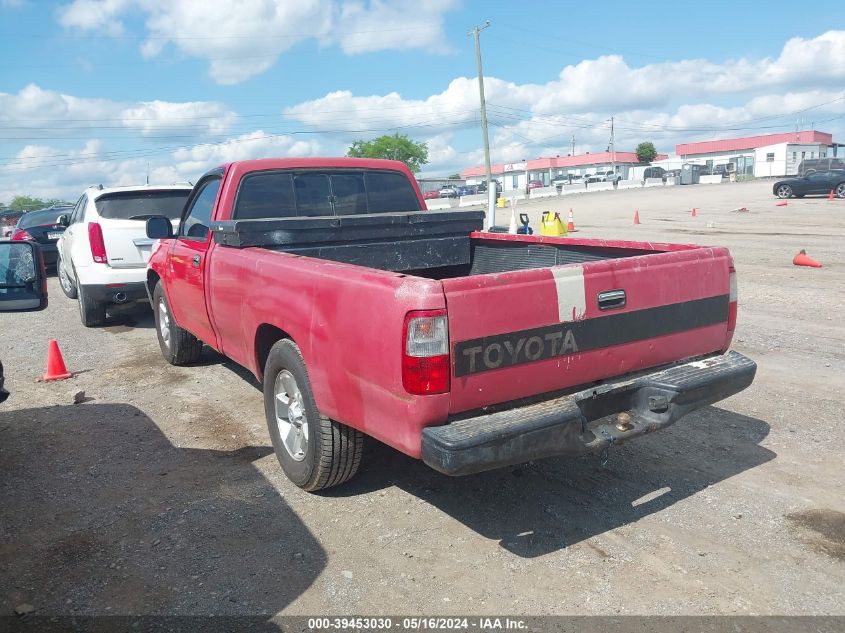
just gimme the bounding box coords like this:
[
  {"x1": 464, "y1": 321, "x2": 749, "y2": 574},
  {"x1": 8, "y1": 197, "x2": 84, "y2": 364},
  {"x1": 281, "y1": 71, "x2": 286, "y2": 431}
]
[
  {"x1": 8, "y1": 195, "x2": 49, "y2": 212},
  {"x1": 347, "y1": 133, "x2": 429, "y2": 173},
  {"x1": 635, "y1": 142, "x2": 657, "y2": 163}
]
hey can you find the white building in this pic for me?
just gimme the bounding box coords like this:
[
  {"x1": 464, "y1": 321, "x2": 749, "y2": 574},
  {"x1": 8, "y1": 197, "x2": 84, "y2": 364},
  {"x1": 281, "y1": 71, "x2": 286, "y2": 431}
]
[{"x1": 672, "y1": 130, "x2": 840, "y2": 178}]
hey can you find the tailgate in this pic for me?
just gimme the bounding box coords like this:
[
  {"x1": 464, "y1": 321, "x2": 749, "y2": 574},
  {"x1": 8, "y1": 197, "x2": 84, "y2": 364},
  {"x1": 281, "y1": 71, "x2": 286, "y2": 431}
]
[
  {"x1": 443, "y1": 246, "x2": 733, "y2": 414},
  {"x1": 100, "y1": 219, "x2": 155, "y2": 268}
]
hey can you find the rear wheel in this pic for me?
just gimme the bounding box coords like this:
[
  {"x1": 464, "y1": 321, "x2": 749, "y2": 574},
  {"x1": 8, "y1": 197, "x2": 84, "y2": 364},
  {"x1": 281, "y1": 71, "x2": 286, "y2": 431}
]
[
  {"x1": 263, "y1": 338, "x2": 363, "y2": 491},
  {"x1": 153, "y1": 281, "x2": 202, "y2": 365},
  {"x1": 57, "y1": 256, "x2": 77, "y2": 299},
  {"x1": 77, "y1": 283, "x2": 106, "y2": 327},
  {"x1": 776, "y1": 184, "x2": 793, "y2": 199},
  {"x1": 836, "y1": 183, "x2": 845, "y2": 199}
]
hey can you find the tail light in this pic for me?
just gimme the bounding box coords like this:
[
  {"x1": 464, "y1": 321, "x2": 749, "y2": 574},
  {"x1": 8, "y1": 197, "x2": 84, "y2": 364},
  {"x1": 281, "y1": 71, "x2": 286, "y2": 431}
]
[
  {"x1": 10, "y1": 229, "x2": 33, "y2": 241},
  {"x1": 402, "y1": 310, "x2": 450, "y2": 395},
  {"x1": 724, "y1": 261, "x2": 738, "y2": 350},
  {"x1": 88, "y1": 222, "x2": 108, "y2": 263}
]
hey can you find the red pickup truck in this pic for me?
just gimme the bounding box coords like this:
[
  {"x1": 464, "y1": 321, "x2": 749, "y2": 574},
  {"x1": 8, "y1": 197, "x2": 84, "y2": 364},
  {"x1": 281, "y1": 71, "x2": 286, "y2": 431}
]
[{"x1": 144, "y1": 157, "x2": 755, "y2": 491}]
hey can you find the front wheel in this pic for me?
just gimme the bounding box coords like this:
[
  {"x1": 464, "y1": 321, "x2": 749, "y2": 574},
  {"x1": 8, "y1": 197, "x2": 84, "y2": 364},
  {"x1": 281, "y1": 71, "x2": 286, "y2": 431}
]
[
  {"x1": 153, "y1": 281, "x2": 202, "y2": 365},
  {"x1": 263, "y1": 338, "x2": 363, "y2": 491},
  {"x1": 836, "y1": 183, "x2": 845, "y2": 199},
  {"x1": 57, "y1": 256, "x2": 77, "y2": 299},
  {"x1": 776, "y1": 184, "x2": 793, "y2": 199}
]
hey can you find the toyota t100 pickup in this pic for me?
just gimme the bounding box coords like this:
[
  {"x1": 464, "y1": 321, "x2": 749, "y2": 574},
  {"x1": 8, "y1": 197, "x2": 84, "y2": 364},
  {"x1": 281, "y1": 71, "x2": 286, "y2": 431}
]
[{"x1": 144, "y1": 158, "x2": 755, "y2": 491}]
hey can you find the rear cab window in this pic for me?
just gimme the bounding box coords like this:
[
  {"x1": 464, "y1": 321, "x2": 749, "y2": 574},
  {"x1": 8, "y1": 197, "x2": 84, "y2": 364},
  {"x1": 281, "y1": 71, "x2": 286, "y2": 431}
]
[
  {"x1": 233, "y1": 169, "x2": 422, "y2": 219},
  {"x1": 95, "y1": 189, "x2": 191, "y2": 220}
]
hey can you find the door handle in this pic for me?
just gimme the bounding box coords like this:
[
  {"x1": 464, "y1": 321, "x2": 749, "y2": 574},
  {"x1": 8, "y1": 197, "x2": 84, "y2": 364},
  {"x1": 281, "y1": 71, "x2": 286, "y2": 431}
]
[
  {"x1": 192, "y1": 254, "x2": 201, "y2": 267},
  {"x1": 597, "y1": 289, "x2": 626, "y2": 310}
]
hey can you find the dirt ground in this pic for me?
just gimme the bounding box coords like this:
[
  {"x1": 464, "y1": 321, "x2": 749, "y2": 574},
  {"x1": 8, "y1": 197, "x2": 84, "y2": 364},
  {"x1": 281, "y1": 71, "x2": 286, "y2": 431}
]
[{"x1": 1, "y1": 179, "x2": 843, "y2": 618}]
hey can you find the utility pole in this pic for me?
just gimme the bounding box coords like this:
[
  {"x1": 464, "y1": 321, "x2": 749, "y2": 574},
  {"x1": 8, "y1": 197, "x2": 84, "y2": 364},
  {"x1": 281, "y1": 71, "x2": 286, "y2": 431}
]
[
  {"x1": 469, "y1": 20, "x2": 494, "y2": 228},
  {"x1": 571, "y1": 134, "x2": 576, "y2": 156},
  {"x1": 609, "y1": 117, "x2": 615, "y2": 175}
]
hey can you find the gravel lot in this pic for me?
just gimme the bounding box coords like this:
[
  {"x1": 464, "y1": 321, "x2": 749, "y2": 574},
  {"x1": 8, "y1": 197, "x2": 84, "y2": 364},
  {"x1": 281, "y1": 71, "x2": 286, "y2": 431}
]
[{"x1": 1, "y1": 179, "x2": 843, "y2": 618}]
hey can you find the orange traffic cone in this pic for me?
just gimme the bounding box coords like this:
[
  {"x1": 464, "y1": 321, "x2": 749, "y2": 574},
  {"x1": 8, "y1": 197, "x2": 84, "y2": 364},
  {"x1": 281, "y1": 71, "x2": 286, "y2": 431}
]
[
  {"x1": 691, "y1": 207, "x2": 697, "y2": 217},
  {"x1": 43, "y1": 339, "x2": 72, "y2": 381},
  {"x1": 776, "y1": 200, "x2": 788, "y2": 207},
  {"x1": 793, "y1": 249, "x2": 822, "y2": 268},
  {"x1": 567, "y1": 209, "x2": 576, "y2": 232},
  {"x1": 829, "y1": 189, "x2": 835, "y2": 201},
  {"x1": 634, "y1": 210, "x2": 641, "y2": 225}
]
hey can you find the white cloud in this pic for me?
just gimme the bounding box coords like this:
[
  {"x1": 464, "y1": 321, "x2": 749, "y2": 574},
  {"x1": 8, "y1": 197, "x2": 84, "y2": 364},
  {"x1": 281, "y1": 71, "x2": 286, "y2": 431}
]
[
  {"x1": 57, "y1": 0, "x2": 458, "y2": 84},
  {"x1": 0, "y1": 131, "x2": 323, "y2": 203},
  {"x1": 57, "y1": 0, "x2": 129, "y2": 35},
  {"x1": 0, "y1": 84, "x2": 236, "y2": 141},
  {"x1": 171, "y1": 131, "x2": 321, "y2": 172}
]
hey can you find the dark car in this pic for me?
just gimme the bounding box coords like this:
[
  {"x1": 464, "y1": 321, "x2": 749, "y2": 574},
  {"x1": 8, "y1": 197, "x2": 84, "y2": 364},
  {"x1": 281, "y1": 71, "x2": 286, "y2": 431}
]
[
  {"x1": 10, "y1": 206, "x2": 73, "y2": 267},
  {"x1": 773, "y1": 170, "x2": 845, "y2": 199},
  {"x1": 797, "y1": 157, "x2": 845, "y2": 175},
  {"x1": 642, "y1": 166, "x2": 667, "y2": 181}
]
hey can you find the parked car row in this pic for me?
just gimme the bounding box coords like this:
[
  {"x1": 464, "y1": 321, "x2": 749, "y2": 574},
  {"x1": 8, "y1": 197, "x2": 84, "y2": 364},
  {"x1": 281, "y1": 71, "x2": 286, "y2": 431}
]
[{"x1": 425, "y1": 181, "x2": 501, "y2": 200}]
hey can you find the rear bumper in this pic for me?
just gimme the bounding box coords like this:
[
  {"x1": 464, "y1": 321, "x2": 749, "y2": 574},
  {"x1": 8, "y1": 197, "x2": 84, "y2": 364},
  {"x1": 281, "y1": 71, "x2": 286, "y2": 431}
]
[
  {"x1": 38, "y1": 242, "x2": 58, "y2": 265},
  {"x1": 81, "y1": 281, "x2": 148, "y2": 304},
  {"x1": 421, "y1": 351, "x2": 756, "y2": 476}
]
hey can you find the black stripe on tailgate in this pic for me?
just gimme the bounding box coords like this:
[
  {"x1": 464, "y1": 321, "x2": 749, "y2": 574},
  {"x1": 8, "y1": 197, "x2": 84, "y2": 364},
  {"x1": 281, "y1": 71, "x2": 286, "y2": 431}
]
[{"x1": 453, "y1": 294, "x2": 730, "y2": 377}]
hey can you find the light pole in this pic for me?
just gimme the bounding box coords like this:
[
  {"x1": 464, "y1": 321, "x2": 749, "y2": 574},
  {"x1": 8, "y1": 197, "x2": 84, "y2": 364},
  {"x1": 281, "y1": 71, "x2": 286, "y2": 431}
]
[{"x1": 469, "y1": 21, "x2": 494, "y2": 228}]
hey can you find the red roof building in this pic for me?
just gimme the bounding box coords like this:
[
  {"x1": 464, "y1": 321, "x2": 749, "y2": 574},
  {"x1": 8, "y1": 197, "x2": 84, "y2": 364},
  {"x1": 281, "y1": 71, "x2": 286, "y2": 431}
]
[{"x1": 676, "y1": 130, "x2": 833, "y2": 156}]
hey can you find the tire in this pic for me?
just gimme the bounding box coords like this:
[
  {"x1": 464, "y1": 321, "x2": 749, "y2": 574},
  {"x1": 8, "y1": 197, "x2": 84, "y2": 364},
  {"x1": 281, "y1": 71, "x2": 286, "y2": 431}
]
[
  {"x1": 152, "y1": 281, "x2": 203, "y2": 365},
  {"x1": 263, "y1": 338, "x2": 363, "y2": 491},
  {"x1": 57, "y1": 255, "x2": 77, "y2": 299},
  {"x1": 836, "y1": 183, "x2": 845, "y2": 199},
  {"x1": 775, "y1": 184, "x2": 793, "y2": 199},
  {"x1": 77, "y1": 283, "x2": 106, "y2": 327}
]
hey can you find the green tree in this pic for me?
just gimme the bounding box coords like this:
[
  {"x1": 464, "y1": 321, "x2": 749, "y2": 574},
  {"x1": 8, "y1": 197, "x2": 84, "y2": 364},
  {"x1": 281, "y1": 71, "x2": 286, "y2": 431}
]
[
  {"x1": 347, "y1": 133, "x2": 429, "y2": 173},
  {"x1": 635, "y1": 142, "x2": 657, "y2": 163},
  {"x1": 8, "y1": 195, "x2": 47, "y2": 212}
]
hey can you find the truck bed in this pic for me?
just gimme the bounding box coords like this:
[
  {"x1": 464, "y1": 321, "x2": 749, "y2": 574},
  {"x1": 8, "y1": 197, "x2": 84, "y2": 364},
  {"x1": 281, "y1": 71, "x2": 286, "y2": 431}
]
[
  {"x1": 209, "y1": 210, "x2": 665, "y2": 277},
  {"x1": 207, "y1": 208, "x2": 734, "y2": 420}
]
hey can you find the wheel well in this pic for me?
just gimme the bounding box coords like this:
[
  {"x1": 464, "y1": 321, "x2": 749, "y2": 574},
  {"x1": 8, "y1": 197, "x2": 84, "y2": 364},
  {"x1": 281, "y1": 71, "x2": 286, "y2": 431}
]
[
  {"x1": 146, "y1": 271, "x2": 160, "y2": 298},
  {"x1": 255, "y1": 324, "x2": 292, "y2": 380}
]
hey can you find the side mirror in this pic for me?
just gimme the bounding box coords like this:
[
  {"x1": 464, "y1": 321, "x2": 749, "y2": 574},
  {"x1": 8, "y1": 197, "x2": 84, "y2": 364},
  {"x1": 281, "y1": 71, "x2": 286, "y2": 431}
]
[
  {"x1": 57, "y1": 214, "x2": 69, "y2": 227},
  {"x1": 146, "y1": 216, "x2": 174, "y2": 239},
  {"x1": 0, "y1": 240, "x2": 47, "y2": 312}
]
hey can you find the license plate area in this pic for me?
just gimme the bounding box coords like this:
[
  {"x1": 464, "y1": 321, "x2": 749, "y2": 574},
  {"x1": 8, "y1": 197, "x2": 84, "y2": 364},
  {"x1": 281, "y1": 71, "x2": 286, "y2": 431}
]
[{"x1": 47, "y1": 232, "x2": 63, "y2": 240}]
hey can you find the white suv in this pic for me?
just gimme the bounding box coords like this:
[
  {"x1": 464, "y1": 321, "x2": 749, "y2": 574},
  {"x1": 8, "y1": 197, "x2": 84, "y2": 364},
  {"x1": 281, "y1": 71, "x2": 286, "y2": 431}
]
[{"x1": 56, "y1": 184, "x2": 193, "y2": 326}]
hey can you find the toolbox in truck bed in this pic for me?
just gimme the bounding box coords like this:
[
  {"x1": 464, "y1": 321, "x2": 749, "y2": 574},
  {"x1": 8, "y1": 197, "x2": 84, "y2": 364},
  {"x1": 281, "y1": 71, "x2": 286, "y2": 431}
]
[{"x1": 209, "y1": 210, "x2": 485, "y2": 272}]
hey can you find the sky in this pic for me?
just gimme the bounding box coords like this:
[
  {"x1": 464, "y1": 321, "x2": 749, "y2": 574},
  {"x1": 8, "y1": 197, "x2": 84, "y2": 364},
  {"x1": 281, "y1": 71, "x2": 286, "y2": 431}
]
[{"x1": 1, "y1": 0, "x2": 844, "y2": 202}]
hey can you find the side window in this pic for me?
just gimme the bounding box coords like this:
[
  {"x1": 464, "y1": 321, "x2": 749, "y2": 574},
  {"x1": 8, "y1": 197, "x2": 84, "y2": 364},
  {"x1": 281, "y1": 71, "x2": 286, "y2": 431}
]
[
  {"x1": 331, "y1": 173, "x2": 367, "y2": 215},
  {"x1": 293, "y1": 174, "x2": 332, "y2": 216},
  {"x1": 180, "y1": 178, "x2": 221, "y2": 241},
  {"x1": 365, "y1": 171, "x2": 421, "y2": 213},
  {"x1": 70, "y1": 195, "x2": 86, "y2": 224},
  {"x1": 234, "y1": 172, "x2": 296, "y2": 219}
]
